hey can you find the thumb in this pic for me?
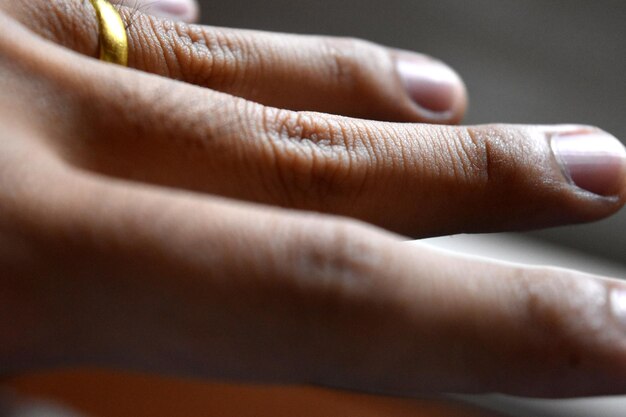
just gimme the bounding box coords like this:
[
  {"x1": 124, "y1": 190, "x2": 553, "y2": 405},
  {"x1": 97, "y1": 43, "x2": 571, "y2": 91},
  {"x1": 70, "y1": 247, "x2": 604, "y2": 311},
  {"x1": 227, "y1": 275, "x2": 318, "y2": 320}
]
[{"x1": 110, "y1": 0, "x2": 200, "y2": 23}]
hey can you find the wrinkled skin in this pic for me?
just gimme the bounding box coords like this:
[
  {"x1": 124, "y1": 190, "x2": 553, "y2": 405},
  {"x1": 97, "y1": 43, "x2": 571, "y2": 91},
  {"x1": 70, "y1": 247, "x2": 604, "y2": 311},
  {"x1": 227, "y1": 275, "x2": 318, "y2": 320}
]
[{"x1": 1, "y1": 0, "x2": 626, "y2": 401}]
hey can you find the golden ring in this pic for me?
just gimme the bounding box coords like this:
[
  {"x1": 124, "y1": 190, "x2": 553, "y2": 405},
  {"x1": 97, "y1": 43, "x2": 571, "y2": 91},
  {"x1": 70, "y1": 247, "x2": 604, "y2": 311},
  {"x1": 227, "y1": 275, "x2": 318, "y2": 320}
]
[{"x1": 89, "y1": 0, "x2": 128, "y2": 66}]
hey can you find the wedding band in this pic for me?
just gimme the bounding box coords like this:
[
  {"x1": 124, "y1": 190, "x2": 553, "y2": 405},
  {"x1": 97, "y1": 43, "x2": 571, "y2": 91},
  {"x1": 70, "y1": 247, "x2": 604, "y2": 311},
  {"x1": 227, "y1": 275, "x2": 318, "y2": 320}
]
[{"x1": 89, "y1": 0, "x2": 128, "y2": 66}]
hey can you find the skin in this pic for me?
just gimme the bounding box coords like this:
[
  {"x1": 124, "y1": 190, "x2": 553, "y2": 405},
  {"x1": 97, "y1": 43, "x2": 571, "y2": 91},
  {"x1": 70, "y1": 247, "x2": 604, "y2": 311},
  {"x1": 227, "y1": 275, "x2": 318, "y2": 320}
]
[{"x1": 1, "y1": 0, "x2": 626, "y2": 403}]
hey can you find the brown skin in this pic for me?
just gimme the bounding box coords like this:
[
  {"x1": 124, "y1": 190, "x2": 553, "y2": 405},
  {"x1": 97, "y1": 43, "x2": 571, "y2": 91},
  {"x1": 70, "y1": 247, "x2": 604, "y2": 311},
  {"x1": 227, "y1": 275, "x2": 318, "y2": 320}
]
[{"x1": 1, "y1": 0, "x2": 626, "y2": 400}]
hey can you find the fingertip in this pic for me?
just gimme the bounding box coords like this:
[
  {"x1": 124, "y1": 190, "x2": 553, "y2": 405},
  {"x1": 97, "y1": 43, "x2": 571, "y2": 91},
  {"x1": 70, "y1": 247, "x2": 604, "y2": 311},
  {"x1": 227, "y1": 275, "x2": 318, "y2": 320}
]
[
  {"x1": 548, "y1": 127, "x2": 626, "y2": 198},
  {"x1": 393, "y1": 50, "x2": 468, "y2": 124}
]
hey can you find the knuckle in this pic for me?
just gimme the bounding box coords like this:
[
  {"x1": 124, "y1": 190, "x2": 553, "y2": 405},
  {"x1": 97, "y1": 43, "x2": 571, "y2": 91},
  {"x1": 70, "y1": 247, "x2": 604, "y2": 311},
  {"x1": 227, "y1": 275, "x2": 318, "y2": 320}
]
[
  {"x1": 320, "y1": 36, "x2": 391, "y2": 93},
  {"x1": 517, "y1": 267, "x2": 609, "y2": 369},
  {"x1": 130, "y1": 15, "x2": 244, "y2": 87},
  {"x1": 463, "y1": 124, "x2": 539, "y2": 189},
  {"x1": 129, "y1": 16, "x2": 190, "y2": 79},
  {"x1": 291, "y1": 218, "x2": 383, "y2": 297},
  {"x1": 272, "y1": 217, "x2": 389, "y2": 379},
  {"x1": 261, "y1": 108, "x2": 364, "y2": 208}
]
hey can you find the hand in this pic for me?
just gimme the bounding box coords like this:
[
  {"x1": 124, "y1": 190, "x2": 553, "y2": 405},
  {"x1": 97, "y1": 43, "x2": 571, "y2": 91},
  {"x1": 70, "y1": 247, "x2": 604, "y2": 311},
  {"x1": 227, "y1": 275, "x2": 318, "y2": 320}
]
[{"x1": 1, "y1": 0, "x2": 625, "y2": 398}]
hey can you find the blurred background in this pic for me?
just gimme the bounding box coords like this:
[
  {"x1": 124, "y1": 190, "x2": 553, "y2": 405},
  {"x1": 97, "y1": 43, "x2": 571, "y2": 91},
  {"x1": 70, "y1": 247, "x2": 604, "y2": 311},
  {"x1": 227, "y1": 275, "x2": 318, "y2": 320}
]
[{"x1": 198, "y1": 0, "x2": 626, "y2": 265}]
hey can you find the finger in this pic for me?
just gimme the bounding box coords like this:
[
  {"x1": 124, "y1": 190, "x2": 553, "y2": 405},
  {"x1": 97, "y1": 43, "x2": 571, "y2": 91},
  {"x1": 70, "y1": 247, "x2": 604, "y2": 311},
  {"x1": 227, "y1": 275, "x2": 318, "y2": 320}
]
[
  {"x1": 66, "y1": 72, "x2": 626, "y2": 236},
  {"x1": 6, "y1": 0, "x2": 626, "y2": 402},
  {"x1": 5, "y1": 143, "x2": 626, "y2": 398},
  {"x1": 4, "y1": 15, "x2": 625, "y2": 237},
  {"x1": 5, "y1": 0, "x2": 466, "y2": 123},
  {"x1": 110, "y1": 0, "x2": 200, "y2": 23}
]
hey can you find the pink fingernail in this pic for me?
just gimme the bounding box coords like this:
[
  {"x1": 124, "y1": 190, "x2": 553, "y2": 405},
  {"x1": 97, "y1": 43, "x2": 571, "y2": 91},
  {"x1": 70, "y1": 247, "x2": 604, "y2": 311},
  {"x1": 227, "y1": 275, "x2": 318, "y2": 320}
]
[
  {"x1": 550, "y1": 129, "x2": 626, "y2": 196},
  {"x1": 395, "y1": 52, "x2": 465, "y2": 114},
  {"x1": 139, "y1": 0, "x2": 199, "y2": 22}
]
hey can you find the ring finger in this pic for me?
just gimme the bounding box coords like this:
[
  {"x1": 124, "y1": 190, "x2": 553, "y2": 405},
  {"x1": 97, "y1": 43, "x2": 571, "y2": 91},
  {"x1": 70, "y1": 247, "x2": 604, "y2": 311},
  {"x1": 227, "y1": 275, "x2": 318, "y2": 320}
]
[{"x1": 4, "y1": 0, "x2": 467, "y2": 123}]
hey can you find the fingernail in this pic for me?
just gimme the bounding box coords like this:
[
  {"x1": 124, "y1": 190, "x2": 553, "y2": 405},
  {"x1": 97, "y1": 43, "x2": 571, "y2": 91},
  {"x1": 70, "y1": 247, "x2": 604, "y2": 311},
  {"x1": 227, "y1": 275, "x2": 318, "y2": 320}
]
[
  {"x1": 395, "y1": 52, "x2": 465, "y2": 114},
  {"x1": 139, "y1": 0, "x2": 199, "y2": 22},
  {"x1": 550, "y1": 129, "x2": 626, "y2": 196}
]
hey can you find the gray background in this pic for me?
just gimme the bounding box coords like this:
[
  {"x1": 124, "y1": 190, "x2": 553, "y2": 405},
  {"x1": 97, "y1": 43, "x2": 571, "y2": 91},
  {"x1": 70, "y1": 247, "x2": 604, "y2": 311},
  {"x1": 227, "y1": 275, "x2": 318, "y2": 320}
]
[{"x1": 197, "y1": 0, "x2": 626, "y2": 265}]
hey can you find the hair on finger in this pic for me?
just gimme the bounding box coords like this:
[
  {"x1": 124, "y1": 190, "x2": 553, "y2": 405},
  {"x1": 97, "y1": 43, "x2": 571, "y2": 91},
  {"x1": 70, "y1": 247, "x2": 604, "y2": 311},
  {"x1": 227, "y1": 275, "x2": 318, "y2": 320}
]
[
  {"x1": 83, "y1": 0, "x2": 155, "y2": 31},
  {"x1": 120, "y1": 0, "x2": 164, "y2": 30}
]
